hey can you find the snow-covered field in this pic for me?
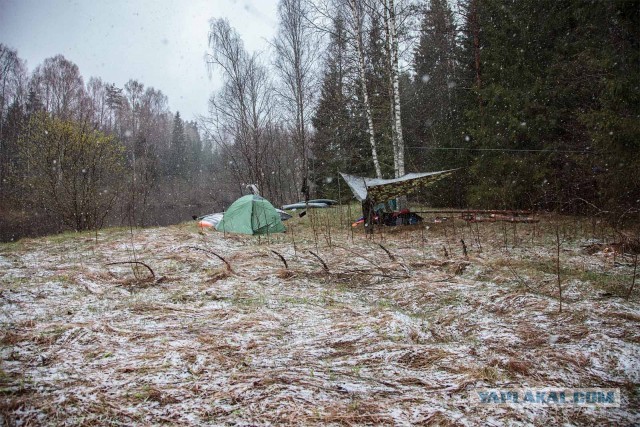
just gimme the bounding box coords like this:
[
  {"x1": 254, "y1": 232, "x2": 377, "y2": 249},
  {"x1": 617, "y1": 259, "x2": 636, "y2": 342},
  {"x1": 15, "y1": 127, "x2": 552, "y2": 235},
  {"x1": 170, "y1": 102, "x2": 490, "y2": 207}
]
[{"x1": 1, "y1": 215, "x2": 639, "y2": 425}]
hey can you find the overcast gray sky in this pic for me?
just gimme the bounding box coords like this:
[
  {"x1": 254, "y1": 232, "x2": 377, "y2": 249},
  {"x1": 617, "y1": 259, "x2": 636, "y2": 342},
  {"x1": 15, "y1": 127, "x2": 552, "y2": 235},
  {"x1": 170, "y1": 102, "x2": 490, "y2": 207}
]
[{"x1": 0, "y1": 0, "x2": 279, "y2": 120}]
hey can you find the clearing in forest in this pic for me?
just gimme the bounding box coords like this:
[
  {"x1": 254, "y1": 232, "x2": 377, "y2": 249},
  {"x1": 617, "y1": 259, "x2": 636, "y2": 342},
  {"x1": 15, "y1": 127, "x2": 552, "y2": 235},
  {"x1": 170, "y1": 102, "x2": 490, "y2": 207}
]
[{"x1": 1, "y1": 212, "x2": 639, "y2": 425}]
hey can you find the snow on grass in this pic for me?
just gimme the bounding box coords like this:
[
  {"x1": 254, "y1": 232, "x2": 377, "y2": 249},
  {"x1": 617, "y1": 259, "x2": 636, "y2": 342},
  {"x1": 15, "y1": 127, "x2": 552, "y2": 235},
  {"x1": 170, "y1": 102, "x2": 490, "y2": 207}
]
[{"x1": 1, "y1": 217, "x2": 639, "y2": 425}]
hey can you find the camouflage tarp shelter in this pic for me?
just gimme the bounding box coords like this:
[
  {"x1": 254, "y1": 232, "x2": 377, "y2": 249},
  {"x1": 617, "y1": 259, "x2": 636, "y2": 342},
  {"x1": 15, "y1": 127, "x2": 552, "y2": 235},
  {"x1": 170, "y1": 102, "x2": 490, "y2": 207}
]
[{"x1": 340, "y1": 169, "x2": 458, "y2": 204}]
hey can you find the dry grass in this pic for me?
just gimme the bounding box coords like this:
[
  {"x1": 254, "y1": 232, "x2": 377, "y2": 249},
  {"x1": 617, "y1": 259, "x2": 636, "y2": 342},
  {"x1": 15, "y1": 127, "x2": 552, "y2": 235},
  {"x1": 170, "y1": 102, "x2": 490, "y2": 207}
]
[
  {"x1": 609, "y1": 311, "x2": 640, "y2": 323},
  {"x1": 396, "y1": 348, "x2": 450, "y2": 368},
  {"x1": 0, "y1": 216, "x2": 639, "y2": 425}
]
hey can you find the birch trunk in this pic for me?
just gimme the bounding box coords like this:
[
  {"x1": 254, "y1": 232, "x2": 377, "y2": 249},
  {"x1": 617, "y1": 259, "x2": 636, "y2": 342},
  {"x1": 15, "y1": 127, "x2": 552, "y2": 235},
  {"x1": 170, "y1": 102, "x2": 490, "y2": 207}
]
[
  {"x1": 384, "y1": 0, "x2": 406, "y2": 209},
  {"x1": 348, "y1": 0, "x2": 382, "y2": 179},
  {"x1": 386, "y1": 0, "x2": 404, "y2": 178},
  {"x1": 383, "y1": 2, "x2": 399, "y2": 179}
]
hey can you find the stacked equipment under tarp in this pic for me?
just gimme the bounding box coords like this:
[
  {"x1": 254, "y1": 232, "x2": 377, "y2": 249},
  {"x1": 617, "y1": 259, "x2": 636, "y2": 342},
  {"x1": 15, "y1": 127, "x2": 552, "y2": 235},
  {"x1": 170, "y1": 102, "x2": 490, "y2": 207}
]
[
  {"x1": 340, "y1": 169, "x2": 458, "y2": 203},
  {"x1": 216, "y1": 195, "x2": 286, "y2": 235}
]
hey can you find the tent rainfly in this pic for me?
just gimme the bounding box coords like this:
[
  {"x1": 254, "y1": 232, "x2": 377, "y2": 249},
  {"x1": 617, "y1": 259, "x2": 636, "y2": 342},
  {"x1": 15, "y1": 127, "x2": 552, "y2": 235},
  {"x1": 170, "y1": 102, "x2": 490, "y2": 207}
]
[
  {"x1": 340, "y1": 169, "x2": 458, "y2": 203},
  {"x1": 216, "y1": 195, "x2": 286, "y2": 235}
]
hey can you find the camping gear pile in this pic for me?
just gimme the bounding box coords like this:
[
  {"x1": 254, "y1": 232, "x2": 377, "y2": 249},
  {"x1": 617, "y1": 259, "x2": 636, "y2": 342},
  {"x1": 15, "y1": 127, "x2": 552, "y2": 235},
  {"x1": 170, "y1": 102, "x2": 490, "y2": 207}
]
[
  {"x1": 341, "y1": 170, "x2": 456, "y2": 231},
  {"x1": 351, "y1": 208, "x2": 423, "y2": 227},
  {"x1": 197, "y1": 213, "x2": 224, "y2": 229}
]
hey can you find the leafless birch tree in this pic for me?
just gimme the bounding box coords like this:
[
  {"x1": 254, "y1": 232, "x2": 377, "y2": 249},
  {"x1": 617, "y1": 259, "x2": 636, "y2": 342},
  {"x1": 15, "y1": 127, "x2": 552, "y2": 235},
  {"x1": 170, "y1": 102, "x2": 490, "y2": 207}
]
[
  {"x1": 383, "y1": 0, "x2": 405, "y2": 181},
  {"x1": 30, "y1": 55, "x2": 85, "y2": 120},
  {"x1": 347, "y1": 0, "x2": 383, "y2": 179},
  {"x1": 205, "y1": 18, "x2": 278, "y2": 199},
  {"x1": 273, "y1": 0, "x2": 319, "y2": 200}
]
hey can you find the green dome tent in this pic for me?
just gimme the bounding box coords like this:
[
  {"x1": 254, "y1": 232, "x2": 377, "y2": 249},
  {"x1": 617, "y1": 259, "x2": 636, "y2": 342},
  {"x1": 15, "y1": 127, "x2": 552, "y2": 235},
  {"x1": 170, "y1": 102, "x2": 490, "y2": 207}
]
[{"x1": 216, "y1": 195, "x2": 286, "y2": 235}]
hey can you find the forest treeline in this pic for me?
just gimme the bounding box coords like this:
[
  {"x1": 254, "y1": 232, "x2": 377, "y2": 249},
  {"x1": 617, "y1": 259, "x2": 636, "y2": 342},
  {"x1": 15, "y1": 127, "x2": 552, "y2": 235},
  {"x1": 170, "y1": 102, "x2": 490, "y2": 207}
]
[
  {"x1": 1, "y1": 0, "x2": 638, "y2": 241},
  {"x1": 0, "y1": 51, "x2": 215, "y2": 240}
]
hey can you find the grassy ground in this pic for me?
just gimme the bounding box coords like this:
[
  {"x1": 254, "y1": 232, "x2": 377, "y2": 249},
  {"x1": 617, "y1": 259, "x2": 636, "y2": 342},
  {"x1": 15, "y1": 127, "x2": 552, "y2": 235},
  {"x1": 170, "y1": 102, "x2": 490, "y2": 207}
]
[{"x1": 1, "y1": 208, "x2": 639, "y2": 425}]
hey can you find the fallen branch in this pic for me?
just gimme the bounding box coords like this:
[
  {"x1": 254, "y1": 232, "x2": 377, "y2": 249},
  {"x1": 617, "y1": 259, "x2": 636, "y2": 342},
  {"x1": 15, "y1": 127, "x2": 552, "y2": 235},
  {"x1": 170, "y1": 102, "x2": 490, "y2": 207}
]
[
  {"x1": 442, "y1": 245, "x2": 449, "y2": 258},
  {"x1": 378, "y1": 243, "x2": 395, "y2": 261},
  {"x1": 504, "y1": 263, "x2": 536, "y2": 294},
  {"x1": 460, "y1": 239, "x2": 468, "y2": 258},
  {"x1": 106, "y1": 261, "x2": 155, "y2": 280},
  {"x1": 186, "y1": 246, "x2": 233, "y2": 272},
  {"x1": 433, "y1": 275, "x2": 456, "y2": 283},
  {"x1": 308, "y1": 250, "x2": 329, "y2": 273},
  {"x1": 270, "y1": 250, "x2": 288, "y2": 269},
  {"x1": 555, "y1": 226, "x2": 563, "y2": 313},
  {"x1": 339, "y1": 270, "x2": 409, "y2": 280},
  {"x1": 334, "y1": 244, "x2": 387, "y2": 274},
  {"x1": 627, "y1": 254, "x2": 638, "y2": 300},
  {"x1": 379, "y1": 243, "x2": 412, "y2": 275}
]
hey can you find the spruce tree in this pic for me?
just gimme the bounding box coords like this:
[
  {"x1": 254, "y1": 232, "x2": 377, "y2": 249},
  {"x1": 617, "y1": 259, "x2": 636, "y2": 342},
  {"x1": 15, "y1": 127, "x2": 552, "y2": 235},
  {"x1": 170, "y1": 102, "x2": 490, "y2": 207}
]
[
  {"x1": 312, "y1": 16, "x2": 359, "y2": 199},
  {"x1": 170, "y1": 111, "x2": 187, "y2": 178},
  {"x1": 366, "y1": 13, "x2": 394, "y2": 177},
  {"x1": 407, "y1": 0, "x2": 465, "y2": 206},
  {"x1": 456, "y1": 0, "x2": 640, "y2": 214}
]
